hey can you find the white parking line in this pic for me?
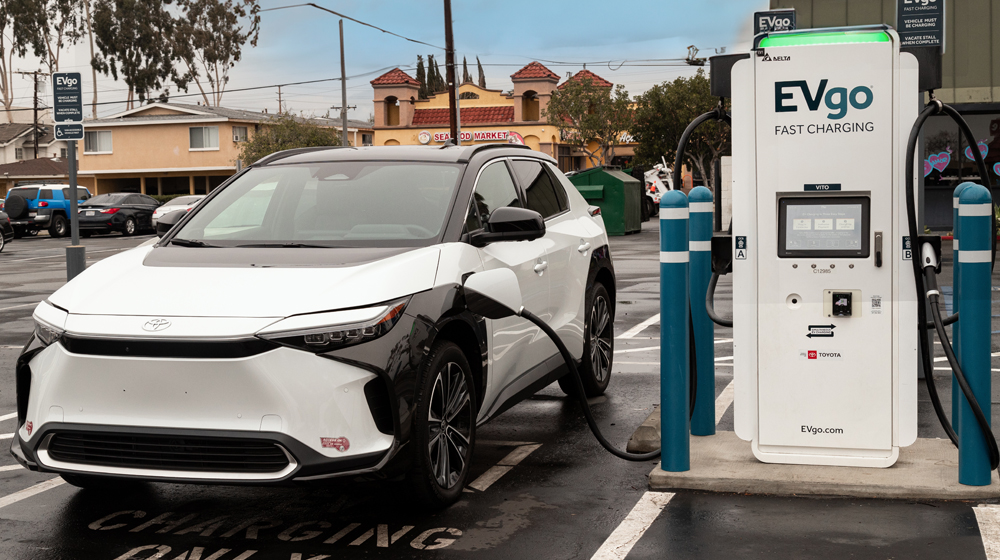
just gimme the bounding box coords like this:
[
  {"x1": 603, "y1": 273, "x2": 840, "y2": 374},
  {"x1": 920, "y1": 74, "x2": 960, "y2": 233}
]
[
  {"x1": 0, "y1": 465, "x2": 22, "y2": 472},
  {"x1": 614, "y1": 346, "x2": 658, "y2": 354},
  {"x1": 0, "y1": 477, "x2": 65, "y2": 510},
  {"x1": 0, "y1": 413, "x2": 16, "y2": 422},
  {"x1": 590, "y1": 492, "x2": 675, "y2": 560},
  {"x1": 467, "y1": 443, "x2": 542, "y2": 492},
  {"x1": 0, "y1": 433, "x2": 13, "y2": 440},
  {"x1": 975, "y1": 505, "x2": 1000, "y2": 559},
  {"x1": 716, "y1": 380, "x2": 735, "y2": 424},
  {"x1": 0, "y1": 302, "x2": 40, "y2": 313},
  {"x1": 617, "y1": 314, "x2": 659, "y2": 339}
]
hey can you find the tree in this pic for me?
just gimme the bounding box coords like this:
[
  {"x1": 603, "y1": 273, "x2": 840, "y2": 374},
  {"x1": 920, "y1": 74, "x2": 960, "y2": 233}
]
[
  {"x1": 462, "y1": 56, "x2": 471, "y2": 84},
  {"x1": 542, "y1": 77, "x2": 633, "y2": 168},
  {"x1": 236, "y1": 112, "x2": 342, "y2": 166},
  {"x1": 427, "y1": 54, "x2": 445, "y2": 93},
  {"x1": 476, "y1": 56, "x2": 486, "y2": 89},
  {"x1": 175, "y1": 0, "x2": 260, "y2": 107},
  {"x1": 630, "y1": 69, "x2": 729, "y2": 189},
  {"x1": 0, "y1": 1, "x2": 38, "y2": 122},
  {"x1": 19, "y1": 0, "x2": 86, "y2": 75},
  {"x1": 415, "y1": 55, "x2": 429, "y2": 99},
  {"x1": 92, "y1": 0, "x2": 188, "y2": 109}
]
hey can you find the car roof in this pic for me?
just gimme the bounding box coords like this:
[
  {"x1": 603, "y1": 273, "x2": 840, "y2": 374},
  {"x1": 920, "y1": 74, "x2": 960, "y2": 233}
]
[{"x1": 254, "y1": 144, "x2": 552, "y2": 167}]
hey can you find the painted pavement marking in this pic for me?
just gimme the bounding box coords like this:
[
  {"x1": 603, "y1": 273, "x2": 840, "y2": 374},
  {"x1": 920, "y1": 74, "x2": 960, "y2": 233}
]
[
  {"x1": 715, "y1": 380, "x2": 735, "y2": 425},
  {"x1": 590, "y1": 492, "x2": 675, "y2": 560},
  {"x1": 617, "y1": 314, "x2": 660, "y2": 339},
  {"x1": 975, "y1": 505, "x2": 1000, "y2": 559},
  {"x1": 0, "y1": 477, "x2": 65, "y2": 510},
  {"x1": 467, "y1": 443, "x2": 542, "y2": 492},
  {"x1": 0, "y1": 412, "x2": 16, "y2": 422}
]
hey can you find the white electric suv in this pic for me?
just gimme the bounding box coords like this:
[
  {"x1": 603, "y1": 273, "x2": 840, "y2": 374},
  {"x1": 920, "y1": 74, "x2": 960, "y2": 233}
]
[{"x1": 11, "y1": 144, "x2": 616, "y2": 508}]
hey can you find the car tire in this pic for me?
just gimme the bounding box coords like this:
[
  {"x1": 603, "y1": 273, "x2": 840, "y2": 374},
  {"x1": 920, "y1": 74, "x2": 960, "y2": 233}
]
[
  {"x1": 26, "y1": 229, "x2": 38, "y2": 237},
  {"x1": 4, "y1": 195, "x2": 27, "y2": 220},
  {"x1": 48, "y1": 214, "x2": 68, "y2": 238},
  {"x1": 123, "y1": 217, "x2": 137, "y2": 236},
  {"x1": 409, "y1": 340, "x2": 477, "y2": 510},
  {"x1": 559, "y1": 282, "x2": 613, "y2": 397},
  {"x1": 640, "y1": 197, "x2": 651, "y2": 222},
  {"x1": 0, "y1": 233, "x2": 5, "y2": 252}
]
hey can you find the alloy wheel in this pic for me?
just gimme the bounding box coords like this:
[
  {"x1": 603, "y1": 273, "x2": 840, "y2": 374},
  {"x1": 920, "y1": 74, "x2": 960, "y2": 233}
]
[
  {"x1": 589, "y1": 295, "x2": 613, "y2": 383},
  {"x1": 125, "y1": 219, "x2": 135, "y2": 235},
  {"x1": 427, "y1": 362, "x2": 472, "y2": 489}
]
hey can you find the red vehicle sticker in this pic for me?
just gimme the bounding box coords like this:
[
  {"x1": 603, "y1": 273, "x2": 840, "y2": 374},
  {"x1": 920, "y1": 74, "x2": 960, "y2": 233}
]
[{"x1": 321, "y1": 437, "x2": 350, "y2": 452}]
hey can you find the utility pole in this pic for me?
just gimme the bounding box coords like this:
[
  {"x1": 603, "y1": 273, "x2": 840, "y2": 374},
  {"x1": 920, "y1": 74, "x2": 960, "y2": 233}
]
[
  {"x1": 15, "y1": 70, "x2": 43, "y2": 158},
  {"x1": 340, "y1": 19, "x2": 348, "y2": 147},
  {"x1": 277, "y1": 85, "x2": 283, "y2": 113},
  {"x1": 443, "y1": 0, "x2": 458, "y2": 143}
]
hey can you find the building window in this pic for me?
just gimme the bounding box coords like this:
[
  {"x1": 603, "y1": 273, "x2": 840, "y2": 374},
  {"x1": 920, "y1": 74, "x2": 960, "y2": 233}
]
[
  {"x1": 15, "y1": 147, "x2": 23, "y2": 160},
  {"x1": 232, "y1": 126, "x2": 248, "y2": 142},
  {"x1": 362, "y1": 133, "x2": 373, "y2": 146},
  {"x1": 60, "y1": 148, "x2": 67, "y2": 158},
  {"x1": 459, "y1": 91, "x2": 479, "y2": 100},
  {"x1": 84, "y1": 130, "x2": 113, "y2": 153},
  {"x1": 190, "y1": 126, "x2": 220, "y2": 150},
  {"x1": 522, "y1": 90, "x2": 539, "y2": 121}
]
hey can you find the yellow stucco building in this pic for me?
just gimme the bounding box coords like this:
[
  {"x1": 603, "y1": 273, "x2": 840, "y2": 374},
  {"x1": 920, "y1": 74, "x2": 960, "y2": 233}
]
[{"x1": 371, "y1": 62, "x2": 635, "y2": 172}]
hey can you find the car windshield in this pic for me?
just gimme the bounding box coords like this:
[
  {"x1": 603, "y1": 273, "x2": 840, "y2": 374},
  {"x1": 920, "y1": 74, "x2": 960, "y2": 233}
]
[
  {"x1": 83, "y1": 194, "x2": 127, "y2": 206},
  {"x1": 168, "y1": 196, "x2": 202, "y2": 206},
  {"x1": 172, "y1": 161, "x2": 463, "y2": 247}
]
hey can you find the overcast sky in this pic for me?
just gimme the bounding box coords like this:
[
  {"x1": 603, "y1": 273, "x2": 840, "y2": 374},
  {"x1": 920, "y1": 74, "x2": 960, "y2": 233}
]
[{"x1": 9, "y1": 0, "x2": 769, "y2": 121}]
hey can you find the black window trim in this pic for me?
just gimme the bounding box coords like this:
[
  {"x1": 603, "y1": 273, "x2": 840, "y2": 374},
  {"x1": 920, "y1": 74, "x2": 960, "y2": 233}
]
[{"x1": 508, "y1": 156, "x2": 571, "y2": 222}]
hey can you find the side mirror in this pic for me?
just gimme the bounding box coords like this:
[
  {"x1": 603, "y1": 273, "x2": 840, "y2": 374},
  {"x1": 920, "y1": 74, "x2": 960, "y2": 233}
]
[
  {"x1": 470, "y1": 207, "x2": 545, "y2": 247},
  {"x1": 156, "y1": 209, "x2": 188, "y2": 238},
  {"x1": 463, "y1": 268, "x2": 523, "y2": 319}
]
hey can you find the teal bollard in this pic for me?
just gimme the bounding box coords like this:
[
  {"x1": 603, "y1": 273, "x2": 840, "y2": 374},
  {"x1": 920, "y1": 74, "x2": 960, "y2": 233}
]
[
  {"x1": 956, "y1": 184, "x2": 993, "y2": 486},
  {"x1": 688, "y1": 186, "x2": 715, "y2": 436},
  {"x1": 660, "y1": 190, "x2": 690, "y2": 472},
  {"x1": 952, "y1": 182, "x2": 975, "y2": 434}
]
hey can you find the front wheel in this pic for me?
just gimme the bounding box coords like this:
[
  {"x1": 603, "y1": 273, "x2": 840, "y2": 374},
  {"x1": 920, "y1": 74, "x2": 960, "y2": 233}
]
[
  {"x1": 559, "y1": 282, "x2": 613, "y2": 397},
  {"x1": 409, "y1": 341, "x2": 476, "y2": 510},
  {"x1": 0, "y1": 233, "x2": 5, "y2": 252},
  {"x1": 122, "y1": 217, "x2": 137, "y2": 236}
]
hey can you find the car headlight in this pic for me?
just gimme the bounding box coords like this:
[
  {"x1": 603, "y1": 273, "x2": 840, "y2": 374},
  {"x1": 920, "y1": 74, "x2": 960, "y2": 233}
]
[
  {"x1": 34, "y1": 317, "x2": 64, "y2": 347},
  {"x1": 257, "y1": 298, "x2": 409, "y2": 353}
]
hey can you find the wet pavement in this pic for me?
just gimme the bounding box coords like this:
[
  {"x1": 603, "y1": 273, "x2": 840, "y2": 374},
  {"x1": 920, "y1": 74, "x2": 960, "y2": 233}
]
[{"x1": 0, "y1": 223, "x2": 999, "y2": 559}]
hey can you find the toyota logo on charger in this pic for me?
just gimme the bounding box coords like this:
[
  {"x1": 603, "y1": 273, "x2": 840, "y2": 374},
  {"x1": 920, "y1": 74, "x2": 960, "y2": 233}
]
[{"x1": 142, "y1": 319, "x2": 172, "y2": 332}]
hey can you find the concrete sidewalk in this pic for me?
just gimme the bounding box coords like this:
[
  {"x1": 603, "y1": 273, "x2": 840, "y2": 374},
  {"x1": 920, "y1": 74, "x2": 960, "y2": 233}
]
[{"x1": 647, "y1": 431, "x2": 1000, "y2": 500}]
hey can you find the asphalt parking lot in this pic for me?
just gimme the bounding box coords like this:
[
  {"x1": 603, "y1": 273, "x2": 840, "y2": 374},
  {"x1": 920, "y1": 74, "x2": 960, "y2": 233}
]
[{"x1": 1, "y1": 225, "x2": 1000, "y2": 559}]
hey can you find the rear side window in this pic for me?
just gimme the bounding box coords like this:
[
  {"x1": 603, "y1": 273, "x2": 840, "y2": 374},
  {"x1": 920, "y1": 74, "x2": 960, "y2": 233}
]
[
  {"x1": 11, "y1": 188, "x2": 39, "y2": 200},
  {"x1": 472, "y1": 161, "x2": 521, "y2": 224},
  {"x1": 511, "y1": 159, "x2": 564, "y2": 219},
  {"x1": 62, "y1": 188, "x2": 90, "y2": 200},
  {"x1": 39, "y1": 189, "x2": 53, "y2": 200}
]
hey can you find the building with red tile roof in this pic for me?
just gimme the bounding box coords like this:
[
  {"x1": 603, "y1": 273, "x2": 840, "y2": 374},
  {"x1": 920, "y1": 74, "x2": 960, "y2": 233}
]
[
  {"x1": 372, "y1": 62, "x2": 634, "y2": 171},
  {"x1": 558, "y1": 69, "x2": 614, "y2": 89}
]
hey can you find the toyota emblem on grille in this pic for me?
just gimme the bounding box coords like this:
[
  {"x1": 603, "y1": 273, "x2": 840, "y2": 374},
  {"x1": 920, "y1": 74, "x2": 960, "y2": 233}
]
[{"x1": 143, "y1": 319, "x2": 172, "y2": 332}]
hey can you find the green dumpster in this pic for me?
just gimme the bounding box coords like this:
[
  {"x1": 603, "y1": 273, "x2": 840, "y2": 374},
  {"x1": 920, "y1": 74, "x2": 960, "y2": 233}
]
[{"x1": 567, "y1": 167, "x2": 642, "y2": 235}]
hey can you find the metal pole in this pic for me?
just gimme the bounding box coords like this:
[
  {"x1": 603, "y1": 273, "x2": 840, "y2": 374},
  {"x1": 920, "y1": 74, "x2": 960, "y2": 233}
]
[
  {"x1": 443, "y1": 0, "x2": 458, "y2": 142},
  {"x1": 65, "y1": 139, "x2": 86, "y2": 280},
  {"x1": 956, "y1": 183, "x2": 992, "y2": 486},
  {"x1": 455, "y1": 80, "x2": 462, "y2": 145},
  {"x1": 689, "y1": 186, "x2": 715, "y2": 436},
  {"x1": 339, "y1": 19, "x2": 348, "y2": 147},
  {"x1": 33, "y1": 73, "x2": 39, "y2": 159},
  {"x1": 660, "y1": 190, "x2": 690, "y2": 472}
]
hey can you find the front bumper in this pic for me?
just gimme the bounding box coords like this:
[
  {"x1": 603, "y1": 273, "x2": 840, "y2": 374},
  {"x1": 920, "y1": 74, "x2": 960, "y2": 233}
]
[{"x1": 14, "y1": 342, "x2": 395, "y2": 483}]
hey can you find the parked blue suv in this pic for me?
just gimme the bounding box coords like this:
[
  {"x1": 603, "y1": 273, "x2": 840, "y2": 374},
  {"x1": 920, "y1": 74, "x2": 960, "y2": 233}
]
[{"x1": 0, "y1": 185, "x2": 91, "y2": 238}]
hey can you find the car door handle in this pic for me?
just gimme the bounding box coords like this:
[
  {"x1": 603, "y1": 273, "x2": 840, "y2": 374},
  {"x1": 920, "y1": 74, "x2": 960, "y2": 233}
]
[
  {"x1": 577, "y1": 241, "x2": 591, "y2": 254},
  {"x1": 534, "y1": 261, "x2": 548, "y2": 274}
]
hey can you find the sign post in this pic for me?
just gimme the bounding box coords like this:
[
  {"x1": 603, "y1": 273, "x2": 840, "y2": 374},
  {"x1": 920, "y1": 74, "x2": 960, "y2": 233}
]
[{"x1": 53, "y1": 72, "x2": 85, "y2": 280}]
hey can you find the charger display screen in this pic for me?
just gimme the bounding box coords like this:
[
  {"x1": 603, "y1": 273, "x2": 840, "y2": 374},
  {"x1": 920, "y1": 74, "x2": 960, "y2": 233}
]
[{"x1": 778, "y1": 196, "x2": 870, "y2": 258}]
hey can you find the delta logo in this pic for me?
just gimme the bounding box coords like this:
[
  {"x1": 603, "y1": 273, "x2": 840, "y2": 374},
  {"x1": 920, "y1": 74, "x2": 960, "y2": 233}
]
[{"x1": 761, "y1": 53, "x2": 791, "y2": 62}]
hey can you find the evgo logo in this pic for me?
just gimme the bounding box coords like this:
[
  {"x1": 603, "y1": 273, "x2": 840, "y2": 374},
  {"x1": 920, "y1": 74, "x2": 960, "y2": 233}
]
[{"x1": 775, "y1": 80, "x2": 873, "y2": 120}]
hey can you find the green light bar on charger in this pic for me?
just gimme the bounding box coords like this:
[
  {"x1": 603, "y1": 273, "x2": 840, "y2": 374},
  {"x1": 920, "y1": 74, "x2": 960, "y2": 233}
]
[{"x1": 759, "y1": 31, "x2": 891, "y2": 48}]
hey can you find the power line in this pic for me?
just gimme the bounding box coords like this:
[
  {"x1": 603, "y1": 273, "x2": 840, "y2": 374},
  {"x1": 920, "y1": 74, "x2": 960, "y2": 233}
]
[
  {"x1": 261, "y1": 3, "x2": 445, "y2": 51},
  {"x1": 1, "y1": 65, "x2": 410, "y2": 113}
]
